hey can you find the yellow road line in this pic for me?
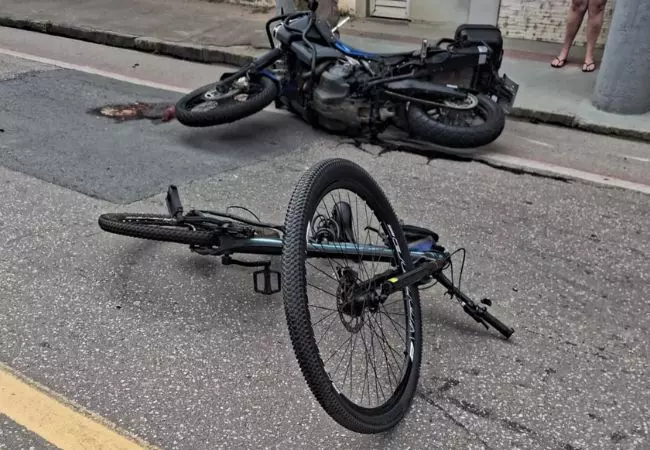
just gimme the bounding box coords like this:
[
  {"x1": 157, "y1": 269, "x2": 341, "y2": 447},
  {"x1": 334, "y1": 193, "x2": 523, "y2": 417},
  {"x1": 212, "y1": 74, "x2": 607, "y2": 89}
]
[{"x1": 0, "y1": 362, "x2": 157, "y2": 450}]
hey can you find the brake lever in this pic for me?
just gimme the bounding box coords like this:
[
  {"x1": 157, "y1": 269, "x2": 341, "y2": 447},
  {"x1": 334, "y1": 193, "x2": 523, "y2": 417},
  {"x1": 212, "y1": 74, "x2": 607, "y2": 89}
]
[{"x1": 461, "y1": 303, "x2": 490, "y2": 330}]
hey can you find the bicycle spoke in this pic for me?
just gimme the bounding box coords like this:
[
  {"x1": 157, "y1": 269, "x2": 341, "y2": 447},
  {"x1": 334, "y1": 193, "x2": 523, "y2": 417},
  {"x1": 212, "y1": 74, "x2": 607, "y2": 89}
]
[
  {"x1": 307, "y1": 282, "x2": 338, "y2": 298},
  {"x1": 316, "y1": 313, "x2": 342, "y2": 347},
  {"x1": 368, "y1": 316, "x2": 398, "y2": 389},
  {"x1": 302, "y1": 185, "x2": 412, "y2": 409},
  {"x1": 370, "y1": 313, "x2": 404, "y2": 385},
  {"x1": 306, "y1": 260, "x2": 338, "y2": 282}
]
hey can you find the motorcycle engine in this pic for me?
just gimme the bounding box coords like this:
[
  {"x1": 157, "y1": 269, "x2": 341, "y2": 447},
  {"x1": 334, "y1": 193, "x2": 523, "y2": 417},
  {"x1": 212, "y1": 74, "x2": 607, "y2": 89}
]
[{"x1": 311, "y1": 59, "x2": 372, "y2": 133}]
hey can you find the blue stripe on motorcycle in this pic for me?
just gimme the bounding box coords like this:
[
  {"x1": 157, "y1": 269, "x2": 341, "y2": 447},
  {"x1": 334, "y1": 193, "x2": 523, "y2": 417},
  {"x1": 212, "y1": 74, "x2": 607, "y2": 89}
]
[
  {"x1": 334, "y1": 40, "x2": 376, "y2": 58},
  {"x1": 260, "y1": 70, "x2": 279, "y2": 81}
]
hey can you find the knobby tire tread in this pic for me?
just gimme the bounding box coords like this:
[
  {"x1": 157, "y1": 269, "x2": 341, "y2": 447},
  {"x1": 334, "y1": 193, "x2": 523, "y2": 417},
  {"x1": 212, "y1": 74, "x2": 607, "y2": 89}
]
[
  {"x1": 98, "y1": 213, "x2": 218, "y2": 246},
  {"x1": 407, "y1": 94, "x2": 506, "y2": 149}
]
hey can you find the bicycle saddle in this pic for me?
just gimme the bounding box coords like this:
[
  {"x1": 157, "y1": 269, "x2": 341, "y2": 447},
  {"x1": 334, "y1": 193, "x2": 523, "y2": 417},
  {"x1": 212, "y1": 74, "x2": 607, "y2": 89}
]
[{"x1": 331, "y1": 201, "x2": 356, "y2": 244}]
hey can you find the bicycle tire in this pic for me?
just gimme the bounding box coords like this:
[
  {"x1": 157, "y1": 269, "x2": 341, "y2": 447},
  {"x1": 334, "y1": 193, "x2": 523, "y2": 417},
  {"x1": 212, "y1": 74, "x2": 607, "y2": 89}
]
[
  {"x1": 98, "y1": 213, "x2": 219, "y2": 246},
  {"x1": 281, "y1": 158, "x2": 423, "y2": 433}
]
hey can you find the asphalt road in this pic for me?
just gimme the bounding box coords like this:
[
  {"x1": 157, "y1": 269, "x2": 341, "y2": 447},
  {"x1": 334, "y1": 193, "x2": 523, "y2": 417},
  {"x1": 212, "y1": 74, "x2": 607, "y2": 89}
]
[{"x1": 1, "y1": 29, "x2": 649, "y2": 450}]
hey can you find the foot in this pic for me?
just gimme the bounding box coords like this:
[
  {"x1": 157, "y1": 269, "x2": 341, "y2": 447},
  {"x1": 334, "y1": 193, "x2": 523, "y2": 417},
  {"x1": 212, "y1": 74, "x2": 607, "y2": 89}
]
[
  {"x1": 582, "y1": 61, "x2": 597, "y2": 72},
  {"x1": 551, "y1": 55, "x2": 568, "y2": 68}
]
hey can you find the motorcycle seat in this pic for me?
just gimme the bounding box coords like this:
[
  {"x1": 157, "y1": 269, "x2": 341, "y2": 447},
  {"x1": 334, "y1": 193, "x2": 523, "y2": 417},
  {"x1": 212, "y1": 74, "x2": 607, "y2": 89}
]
[
  {"x1": 290, "y1": 41, "x2": 343, "y2": 65},
  {"x1": 334, "y1": 39, "x2": 419, "y2": 61}
]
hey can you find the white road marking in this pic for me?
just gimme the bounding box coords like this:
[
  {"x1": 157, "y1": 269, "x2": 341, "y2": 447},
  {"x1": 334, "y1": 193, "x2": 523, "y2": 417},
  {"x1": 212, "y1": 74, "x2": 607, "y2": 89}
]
[
  {"x1": 619, "y1": 154, "x2": 650, "y2": 163},
  {"x1": 504, "y1": 130, "x2": 555, "y2": 148},
  {"x1": 0, "y1": 47, "x2": 189, "y2": 93},
  {"x1": 1, "y1": 47, "x2": 648, "y2": 194},
  {"x1": 0, "y1": 47, "x2": 288, "y2": 115},
  {"x1": 479, "y1": 153, "x2": 650, "y2": 195},
  {"x1": 520, "y1": 137, "x2": 555, "y2": 148}
]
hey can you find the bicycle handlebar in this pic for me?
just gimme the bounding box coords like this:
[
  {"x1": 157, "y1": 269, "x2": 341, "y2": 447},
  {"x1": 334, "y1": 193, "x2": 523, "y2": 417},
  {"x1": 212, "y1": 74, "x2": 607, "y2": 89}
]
[
  {"x1": 466, "y1": 304, "x2": 514, "y2": 339},
  {"x1": 435, "y1": 271, "x2": 514, "y2": 339}
]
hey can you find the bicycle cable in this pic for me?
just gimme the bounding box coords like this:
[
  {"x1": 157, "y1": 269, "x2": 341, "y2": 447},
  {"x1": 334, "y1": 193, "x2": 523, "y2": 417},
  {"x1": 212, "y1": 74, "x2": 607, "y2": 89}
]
[
  {"x1": 226, "y1": 205, "x2": 262, "y2": 223},
  {"x1": 197, "y1": 209, "x2": 284, "y2": 231},
  {"x1": 445, "y1": 247, "x2": 467, "y2": 304}
]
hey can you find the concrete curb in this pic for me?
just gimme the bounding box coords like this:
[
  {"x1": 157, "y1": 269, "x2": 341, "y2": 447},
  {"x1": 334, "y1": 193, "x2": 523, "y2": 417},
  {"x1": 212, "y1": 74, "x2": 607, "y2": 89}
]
[
  {"x1": 511, "y1": 107, "x2": 650, "y2": 142},
  {"x1": 1, "y1": 15, "x2": 649, "y2": 142},
  {"x1": 0, "y1": 16, "x2": 261, "y2": 66}
]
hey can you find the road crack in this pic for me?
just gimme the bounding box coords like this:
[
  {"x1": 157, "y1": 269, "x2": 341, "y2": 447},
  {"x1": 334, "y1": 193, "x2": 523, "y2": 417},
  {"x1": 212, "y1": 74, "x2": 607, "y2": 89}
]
[
  {"x1": 416, "y1": 389, "x2": 494, "y2": 450},
  {"x1": 343, "y1": 135, "x2": 577, "y2": 184},
  {"x1": 417, "y1": 383, "x2": 584, "y2": 449}
]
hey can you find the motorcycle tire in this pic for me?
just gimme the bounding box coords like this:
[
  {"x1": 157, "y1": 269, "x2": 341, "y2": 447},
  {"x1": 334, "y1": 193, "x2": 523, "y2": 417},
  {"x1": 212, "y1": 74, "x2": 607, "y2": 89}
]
[
  {"x1": 406, "y1": 94, "x2": 506, "y2": 149},
  {"x1": 175, "y1": 75, "x2": 278, "y2": 127}
]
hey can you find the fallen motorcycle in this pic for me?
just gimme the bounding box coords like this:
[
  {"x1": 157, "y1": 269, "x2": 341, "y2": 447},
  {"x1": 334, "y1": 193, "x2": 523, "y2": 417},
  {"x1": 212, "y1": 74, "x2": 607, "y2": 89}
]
[{"x1": 174, "y1": 1, "x2": 519, "y2": 149}]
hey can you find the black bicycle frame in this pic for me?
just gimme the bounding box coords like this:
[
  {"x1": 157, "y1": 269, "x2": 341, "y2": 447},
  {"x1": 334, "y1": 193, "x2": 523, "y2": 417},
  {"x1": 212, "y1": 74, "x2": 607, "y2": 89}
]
[{"x1": 205, "y1": 235, "x2": 448, "y2": 263}]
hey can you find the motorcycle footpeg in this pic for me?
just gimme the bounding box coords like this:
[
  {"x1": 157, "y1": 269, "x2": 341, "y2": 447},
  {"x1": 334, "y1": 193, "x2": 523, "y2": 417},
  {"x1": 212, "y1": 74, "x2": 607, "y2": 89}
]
[
  {"x1": 165, "y1": 185, "x2": 183, "y2": 220},
  {"x1": 253, "y1": 266, "x2": 282, "y2": 295}
]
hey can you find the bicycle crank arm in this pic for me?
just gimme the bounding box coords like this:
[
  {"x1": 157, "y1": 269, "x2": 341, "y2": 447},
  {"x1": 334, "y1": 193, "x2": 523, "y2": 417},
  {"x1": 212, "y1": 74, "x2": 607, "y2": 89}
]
[{"x1": 435, "y1": 272, "x2": 515, "y2": 339}]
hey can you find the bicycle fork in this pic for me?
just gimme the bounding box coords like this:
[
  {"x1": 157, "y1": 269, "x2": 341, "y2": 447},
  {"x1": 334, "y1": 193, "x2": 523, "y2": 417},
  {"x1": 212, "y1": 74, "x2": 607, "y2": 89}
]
[{"x1": 358, "y1": 258, "x2": 515, "y2": 339}]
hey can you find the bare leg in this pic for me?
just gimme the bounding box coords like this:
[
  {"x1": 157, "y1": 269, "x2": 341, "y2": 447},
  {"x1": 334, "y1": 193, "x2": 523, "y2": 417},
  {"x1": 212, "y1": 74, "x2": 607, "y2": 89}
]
[
  {"x1": 583, "y1": 0, "x2": 607, "y2": 71},
  {"x1": 552, "y1": 0, "x2": 588, "y2": 67}
]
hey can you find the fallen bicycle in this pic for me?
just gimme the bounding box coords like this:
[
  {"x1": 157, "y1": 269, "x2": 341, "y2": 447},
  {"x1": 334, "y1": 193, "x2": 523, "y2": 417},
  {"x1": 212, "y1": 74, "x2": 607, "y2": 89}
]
[{"x1": 98, "y1": 158, "x2": 514, "y2": 433}]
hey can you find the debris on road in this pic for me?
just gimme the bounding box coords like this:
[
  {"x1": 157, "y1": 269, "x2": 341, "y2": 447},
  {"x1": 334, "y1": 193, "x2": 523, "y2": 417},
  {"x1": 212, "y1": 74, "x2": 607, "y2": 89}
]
[{"x1": 90, "y1": 102, "x2": 175, "y2": 123}]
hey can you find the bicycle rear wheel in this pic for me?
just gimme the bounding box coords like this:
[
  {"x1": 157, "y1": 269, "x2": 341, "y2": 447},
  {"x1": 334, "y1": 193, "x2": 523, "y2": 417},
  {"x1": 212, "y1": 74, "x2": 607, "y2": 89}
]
[
  {"x1": 282, "y1": 158, "x2": 423, "y2": 433},
  {"x1": 98, "y1": 213, "x2": 218, "y2": 246}
]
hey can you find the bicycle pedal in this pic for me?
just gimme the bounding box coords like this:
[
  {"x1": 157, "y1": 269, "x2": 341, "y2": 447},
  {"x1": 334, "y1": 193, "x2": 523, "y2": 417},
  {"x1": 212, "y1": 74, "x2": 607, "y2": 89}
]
[{"x1": 253, "y1": 266, "x2": 281, "y2": 295}]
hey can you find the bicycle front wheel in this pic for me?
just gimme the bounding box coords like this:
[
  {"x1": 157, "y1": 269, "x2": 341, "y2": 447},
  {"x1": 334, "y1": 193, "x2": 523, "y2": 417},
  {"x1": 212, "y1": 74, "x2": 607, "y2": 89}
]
[{"x1": 282, "y1": 158, "x2": 423, "y2": 433}]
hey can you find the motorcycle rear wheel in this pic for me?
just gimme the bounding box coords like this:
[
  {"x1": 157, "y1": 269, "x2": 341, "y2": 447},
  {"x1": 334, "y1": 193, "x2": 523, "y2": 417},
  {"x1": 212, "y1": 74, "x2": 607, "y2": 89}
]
[
  {"x1": 175, "y1": 75, "x2": 278, "y2": 127},
  {"x1": 406, "y1": 94, "x2": 505, "y2": 149}
]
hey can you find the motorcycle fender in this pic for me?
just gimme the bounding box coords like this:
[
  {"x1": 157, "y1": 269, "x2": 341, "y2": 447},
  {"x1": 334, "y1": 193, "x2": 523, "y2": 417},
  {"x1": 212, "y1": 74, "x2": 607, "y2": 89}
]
[
  {"x1": 493, "y1": 73, "x2": 520, "y2": 114},
  {"x1": 219, "y1": 69, "x2": 280, "y2": 85},
  {"x1": 219, "y1": 72, "x2": 236, "y2": 81}
]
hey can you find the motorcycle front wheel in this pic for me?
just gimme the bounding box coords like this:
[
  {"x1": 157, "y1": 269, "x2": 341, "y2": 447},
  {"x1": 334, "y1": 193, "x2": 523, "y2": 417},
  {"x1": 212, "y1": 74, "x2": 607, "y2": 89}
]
[
  {"x1": 406, "y1": 94, "x2": 506, "y2": 149},
  {"x1": 175, "y1": 74, "x2": 278, "y2": 127}
]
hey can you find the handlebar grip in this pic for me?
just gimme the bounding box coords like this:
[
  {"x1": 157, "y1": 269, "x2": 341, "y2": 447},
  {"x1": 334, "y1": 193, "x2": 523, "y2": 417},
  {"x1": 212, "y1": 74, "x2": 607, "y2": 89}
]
[{"x1": 481, "y1": 309, "x2": 514, "y2": 339}]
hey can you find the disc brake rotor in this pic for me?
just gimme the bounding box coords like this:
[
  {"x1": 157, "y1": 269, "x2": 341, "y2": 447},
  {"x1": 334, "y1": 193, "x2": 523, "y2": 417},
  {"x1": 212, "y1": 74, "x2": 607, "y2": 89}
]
[
  {"x1": 443, "y1": 93, "x2": 479, "y2": 110},
  {"x1": 203, "y1": 77, "x2": 249, "y2": 101},
  {"x1": 336, "y1": 267, "x2": 365, "y2": 333},
  {"x1": 424, "y1": 93, "x2": 482, "y2": 126}
]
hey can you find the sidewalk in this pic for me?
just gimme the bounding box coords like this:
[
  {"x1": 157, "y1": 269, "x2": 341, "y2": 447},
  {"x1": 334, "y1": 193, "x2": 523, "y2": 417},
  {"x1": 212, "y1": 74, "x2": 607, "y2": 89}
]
[{"x1": 1, "y1": 0, "x2": 648, "y2": 141}]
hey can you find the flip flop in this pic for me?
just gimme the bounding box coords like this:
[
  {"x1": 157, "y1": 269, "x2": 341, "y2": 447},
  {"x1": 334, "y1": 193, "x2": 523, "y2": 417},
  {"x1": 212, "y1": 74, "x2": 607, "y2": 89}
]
[
  {"x1": 582, "y1": 62, "x2": 596, "y2": 72},
  {"x1": 551, "y1": 57, "x2": 567, "y2": 68}
]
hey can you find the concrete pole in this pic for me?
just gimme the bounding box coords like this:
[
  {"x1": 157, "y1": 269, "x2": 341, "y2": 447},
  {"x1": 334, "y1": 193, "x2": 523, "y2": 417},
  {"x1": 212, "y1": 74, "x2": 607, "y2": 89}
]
[
  {"x1": 275, "y1": 1, "x2": 340, "y2": 28},
  {"x1": 467, "y1": 0, "x2": 500, "y2": 25},
  {"x1": 591, "y1": 0, "x2": 650, "y2": 114},
  {"x1": 275, "y1": 0, "x2": 296, "y2": 15}
]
